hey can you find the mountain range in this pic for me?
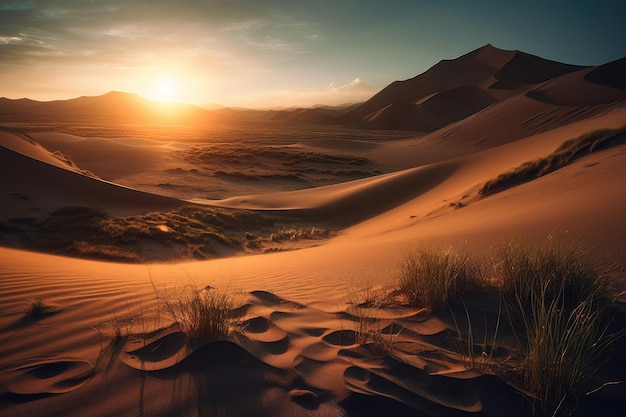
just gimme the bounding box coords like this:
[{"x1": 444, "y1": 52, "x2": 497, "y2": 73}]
[{"x1": 1, "y1": 44, "x2": 625, "y2": 133}]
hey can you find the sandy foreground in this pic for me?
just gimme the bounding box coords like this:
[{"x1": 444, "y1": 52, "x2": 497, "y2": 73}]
[{"x1": 2, "y1": 92, "x2": 626, "y2": 414}]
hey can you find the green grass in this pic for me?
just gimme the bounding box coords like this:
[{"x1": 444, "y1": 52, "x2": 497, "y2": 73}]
[
  {"x1": 480, "y1": 125, "x2": 626, "y2": 196},
  {"x1": 398, "y1": 248, "x2": 484, "y2": 311}
]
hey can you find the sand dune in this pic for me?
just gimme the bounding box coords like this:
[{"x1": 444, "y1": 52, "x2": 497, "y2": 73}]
[
  {"x1": 527, "y1": 66, "x2": 626, "y2": 106},
  {"x1": 2, "y1": 44, "x2": 626, "y2": 416},
  {"x1": 0, "y1": 130, "x2": 182, "y2": 222},
  {"x1": 585, "y1": 56, "x2": 626, "y2": 89}
]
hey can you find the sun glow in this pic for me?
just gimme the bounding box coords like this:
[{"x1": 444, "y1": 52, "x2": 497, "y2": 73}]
[{"x1": 147, "y1": 75, "x2": 184, "y2": 103}]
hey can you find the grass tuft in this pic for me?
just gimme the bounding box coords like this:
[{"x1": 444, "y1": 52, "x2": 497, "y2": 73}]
[
  {"x1": 155, "y1": 285, "x2": 241, "y2": 342},
  {"x1": 480, "y1": 125, "x2": 626, "y2": 196},
  {"x1": 498, "y1": 241, "x2": 621, "y2": 415},
  {"x1": 398, "y1": 248, "x2": 483, "y2": 311},
  {"x1": 25, "y1": 297, "x2": 50, "y2": 317}
]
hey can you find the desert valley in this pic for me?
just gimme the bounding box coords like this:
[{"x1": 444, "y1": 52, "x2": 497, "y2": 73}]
[{"x1": 1, "y1": 43, "x2": 626, "y2": 417}]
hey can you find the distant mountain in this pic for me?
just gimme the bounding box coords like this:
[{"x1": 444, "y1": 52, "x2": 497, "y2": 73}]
[
  {"x1": 267, "y1": 103, "x2": 362, "y2": 125},
  {"x1": 199, "y1": 102, "x2": 226, "y2": 110},
  {"x1": 0, "y1": 91, "x2": 216, "y2": 124},
  {"x1": 337, "y1": 44, "x2": 626, "y2": 131}
]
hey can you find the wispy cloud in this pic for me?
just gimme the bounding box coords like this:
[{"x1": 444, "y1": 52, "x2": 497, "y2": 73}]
[{"x1": 234, "y1": 77, "x2": 380, "y2": 108}]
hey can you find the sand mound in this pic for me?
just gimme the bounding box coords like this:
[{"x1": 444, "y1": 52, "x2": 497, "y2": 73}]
[
  {"x1": 0, "y1": 129, "x2": 182, "y2": 221},
  {"x1": 105, "y1": 291, "x2": 534, "y2": 416},
  {"x1": 206, "y1": 159, "x2": 457, "y2": 226},
  {"x1": 493, "y1": 50, "x2": 586, "y2": 84},
  {"x1": 0, "y1": 127, "x2": 87, "y2": 173},
  {"x1": 585, "y1": 56, "x2": 626, "y2": 89},
  {"x1": 525, "y1": 67, "x2": 626, "y2": 106},
  {"x1": 0, "y1": 359, "x2": 94, "y2": 396}
]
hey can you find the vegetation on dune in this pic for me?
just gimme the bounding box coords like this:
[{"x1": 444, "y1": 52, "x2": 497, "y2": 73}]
[
  {"x1": 154, "y1": 284, "x2": 242, "y2": 342},
  {"x1": 0, "y1": 205, "x2": 332, "y2": 262},
  {"x1": 497, "y1": 242, "x2": 620, "y2": 416},
  {"x1": 398, "y1": 248, "x2": 484, "y2": 311},
  {"x1": 480, "y1": 125, "x2": 626, "y2": 196},
  {"x1": 392, "y1": 240, "x2": 624, "y2": 416},
  {"x1": 25, "y1": 297, "x2": 55, "y2": 318}
]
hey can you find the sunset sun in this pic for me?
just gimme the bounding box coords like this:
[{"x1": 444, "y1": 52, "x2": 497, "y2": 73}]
[{"x1": 149, "y1": 76, "x2": 182, "y2": 102}]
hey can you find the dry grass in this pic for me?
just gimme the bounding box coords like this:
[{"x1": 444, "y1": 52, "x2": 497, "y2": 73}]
[
  {"x1": 498, "y1": 242, "x2": 622, "y2": 416},
  {"x1": 480, "y1": 125, "x2": 626, "y2": 196},
  {"x1": 2, "y1": 205, "x2": 332, "y2": 262},
  {"x1": 154, "y1": 284, "x2": 242, "y2": 342},
  {"x1": 25, "y1": 297, "x2": 52, "y2": 317},
  {"x1": 398, "y1": 248, "x2": 484, "y2": 311},
  {"x1": 392, "y1": 240, "x2": 624, "y2": 416}
]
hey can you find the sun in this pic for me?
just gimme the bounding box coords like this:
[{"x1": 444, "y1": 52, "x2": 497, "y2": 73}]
[{"x1": 150, "y1": 75, "x2": 182, "y2": 102}]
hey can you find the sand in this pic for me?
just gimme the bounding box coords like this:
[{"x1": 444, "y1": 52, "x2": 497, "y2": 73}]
[{"x1": 1, "y1": 45, "x2": 626, "y2": 416}]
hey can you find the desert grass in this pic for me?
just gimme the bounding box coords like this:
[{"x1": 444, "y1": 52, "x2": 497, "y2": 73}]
[
  {"x1": 498, "y1": 242, "x2": 622, "y2": 416},
  {"x1": 480, "y1": 125, "x2": 626, "y2": 196},
  {"x1": 347, "y1": 283, "x2": 394, "y2": 349},
  {"x1": 25, "y1": 297, "x2": 53, "y2": 317},
  {"x1": 154, "y1": 284, "x2": 241, "y2": 342},
  {"x1": 3, "y1": 205, "x2": 332, "y2": 261},
  {"x1": 391, "y1": 241, "x2": 624, "y2": 415},
  {"x1": 269, "y1": 226, "x2": 330, "y2": 242},
  {"x1": 398, "y1": 248, "x2": 484, "y2": 311}
]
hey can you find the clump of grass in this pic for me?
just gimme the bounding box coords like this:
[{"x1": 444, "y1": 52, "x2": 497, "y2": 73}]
[
  {"x1": 70, "y1": 241, "x2": 141, "y2": 262},
  {"x1": 499, "y1": 242, "x2": 622, "y2": 416},
  {"x1": 499, "y1": 242, "x2": 610, "y2": 310},
  {"x1": 268, "y1": 226, "x2": 330, "y2": 242},
  {"x1": 102, "y1": 312, "x2": 133, "y2": 342},
  {"x1": 398, "y1": 248, "x2": 483, "y2": 311},
  {"x1": 26, "y1": 297, "x2": 50, "y2": 317},
  {"x1": 480, "y1": 125, "x2": 626, "y2": 196},
  {"x1": 156, "y1": 285, "x2": 241, "y2": 342}
]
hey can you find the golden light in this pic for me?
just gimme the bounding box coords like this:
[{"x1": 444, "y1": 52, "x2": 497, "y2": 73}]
[{"x1": 145, "y1": 75, "x2": 183, "y2": 103}]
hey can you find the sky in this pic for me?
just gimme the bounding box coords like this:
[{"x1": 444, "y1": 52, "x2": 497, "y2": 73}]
[{"x1": 1, "y1": 0, "x2": 625, "y2": 109}]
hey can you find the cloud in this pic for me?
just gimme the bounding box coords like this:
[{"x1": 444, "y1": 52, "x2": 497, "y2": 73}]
[
  {"x1": 235, "y1": 77, "x2": 380, "y2": 108},
  {"x1": 245, "y1": 35, "x2": 301, "y2": 52},
  {"x1": 326, "y1": 78, "x2": 375, "y2": 93}
]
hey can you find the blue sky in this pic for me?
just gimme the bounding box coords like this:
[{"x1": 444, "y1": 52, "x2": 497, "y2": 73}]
[{"x1": 1, "y1": 0, "x2": 624, "y2": 107}]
